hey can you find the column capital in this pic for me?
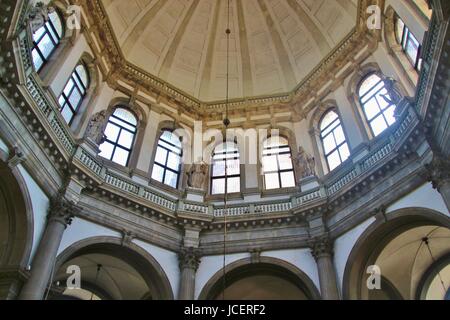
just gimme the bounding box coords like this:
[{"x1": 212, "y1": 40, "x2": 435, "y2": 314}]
[
  {"x1": 425, "y1": 155, "x2": 450, "y2": 192},
  {"x1": 178, "y1": 247, "x2": 201, "y2": 272},
  {"x1": 48, "y1": 196, "x2": 80, "y2": 228},
  {"x1": 308, "y1": 234, "x2": 334, "y2": 260}
]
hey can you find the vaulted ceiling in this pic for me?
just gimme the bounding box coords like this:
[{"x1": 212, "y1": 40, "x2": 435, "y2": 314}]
[{"x1": 100, "y1": 0, "x2": 358, "y2": 102}]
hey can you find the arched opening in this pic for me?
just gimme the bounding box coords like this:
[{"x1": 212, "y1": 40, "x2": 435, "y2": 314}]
[
  {"x1": 199, "y1": 258, "x2": 320, "y2": 300},
  {"x1": 343, "y1": 208, "x2": 450, "y2": 300},
  {"x1": 52, "y1": 239, "x2": 173, "y2": 300}
]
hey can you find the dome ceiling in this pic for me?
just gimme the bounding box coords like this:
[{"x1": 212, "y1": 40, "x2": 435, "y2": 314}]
[{"x1": 100, "y1": 0, "x2": 358, "y2": 103}]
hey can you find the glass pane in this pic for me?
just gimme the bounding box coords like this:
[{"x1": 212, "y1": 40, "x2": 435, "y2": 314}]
[
  {"x1": 118, "y1": 130, "x2": 134, "y2": 149},
  {"x1": 227, "y1": 177, "x2": 240, "y2": 193},
  {"x1": 113, "y1": 108, "x2": 137, "y2": 126},
  {"x1": 280, "y1": 171, "x2": 296, "y2": 188},
  {"x1": 58, "y1": 95, "x2": 66, "y2": 107},
  {"x1": 154, "y1": 147, "x2": 168, "y2": 165},
  {"x1": 278, "y1": 154, "x2": 293, "y2": 170},
  {"x1": 363, "y1": 98, "x2": 381, "y2": 121},
  {"x1": 263, "y1": 155, "x2": 278, "y2": 172},
  {"x1": 320, "y1": 111, "x2": 338, "y2": 131},
  {"x1": 33, "y1": 26, "x2": 46, "y2": 42},
  {"x1": 371, "y1": 115, "x2": 388, "y2": 137},
  {"x1": 359, "y1": 74, "x2": 382, "y2": 97},
  {"x1": 167, "y1": 152, "x2": 181, "y2": 171},
  {"x1": 47, "y1": 24, "x2": 60, "y2": 44},
  {"x1": 61, "y1": 106, "x2": 74, "y2": 124},
  {"x1": 73, "y1": 74, "x2": 85, "y2": 95},
  {"x1": 99, "y1": 142, "x2": 114, "y2": 160},
  {"x1": 376, "y1": 89, "x2": 390, "y2": 110},
  {"x1": 64, "y1": 79, "x2": 74, "y2": 96},
  {"x1": 151, "y1": 164, "x2": 164, "y2": 183},
  {"x1": 104, "y1": 123, "x2": 120, "y2": 142},
  {"x1": 213, "y1": 161, "x2": 225, "y2": 177},
  {"x1": 159, "y1": 140, "x2": 181, "y2": 154},
  {"x1": 227, "y1": 159, "x2": 240, "y2": 175},
  {"x1": 361, "y1": 81, "x2": 384, "y2": 104},
  {"x1": 395, "y1": 17, "x2": 405, "y2": 44},
  {"x1": 164, "y1": 170, "x2": 178, "y2": 188},
  {"x1": 32, "y1": 49, "x2": 44, "y2": 70},
  {"x1": 37, "y1": 34, "x2": 55, "y2": 59},
  {"x1": 112, "y1": 148, "x2": 129, "y2": 166},
  {"x1": 384, "y1": 105, "x2": 397, "y2": 126},
  {"x1": 334, "y1": 125, "x2": 346, "y2": 145},
  {"x1": 265, "y1": 173, "x2": 280, "y2": 190},
  {"x1": 76, "y1": 65, "x2": 89, "y2": 87},
  {"x1": 323, "y1": 134, "x2": 337, "y2": 155},
  {"x1": 212, "y1": 179, "x2": 225, "y2": 195},
  {"x1": 68, "y1": 88, "x2": 82, "y2": 110},
  {"x1": 161, "y1": 131, "x2": 181, "y2": 147},
  {"x1": 327, "y1": 151, "x2": 341, "y2": 171},
  {"x1": 49, "y1": 12, "x2": 63, "y2": 38},
  {"x1": 339, "y1": 144, "x2": 350, "y2": 163},
  {"x1": 110, "y1": 117, "x2": 136, "y2": 133},
  {"x1": 406, "y1": 35, "x2": 420, "y2": 64}
]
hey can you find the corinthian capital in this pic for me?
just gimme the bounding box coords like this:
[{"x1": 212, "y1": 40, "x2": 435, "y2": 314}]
[
  {"x1": 425, "y1": 155, "x2": 450, "y2": 192},
  {"x1": 48, "y1": 196, "x2": 81, "y2": 228},
  {"x1": 178, "y1": 247, "x2": 201, "y2": 271},
  {"x1": 308, "y1": 234, "x2": 334, "y2": 260}
]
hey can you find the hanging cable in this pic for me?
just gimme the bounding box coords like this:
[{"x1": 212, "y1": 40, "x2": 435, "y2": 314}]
[
  {"x1": 222, "y1": 0, "x2": 231, "y2": 301},
  {"x1": 422, "y1": 237, "x2": 447, "y2": 295}
]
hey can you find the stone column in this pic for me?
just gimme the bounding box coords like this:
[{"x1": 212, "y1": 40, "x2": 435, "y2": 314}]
[
  {"x1": 426, "y1": 155, "x2": 450, "y2": 212},
  {"x1": 178, "y1": 247, "x2": 201, "y2": 300},
  {"x1": 309, "y1": 235, "x2": 340, "y2": 300},
  {"x1": 19, "y1": 197, "x2": 78, "y2": 300}
]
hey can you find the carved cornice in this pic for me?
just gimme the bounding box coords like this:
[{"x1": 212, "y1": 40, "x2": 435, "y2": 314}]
[{"x1": 178, "y1": 247, "x2": 201, "y2": 272}]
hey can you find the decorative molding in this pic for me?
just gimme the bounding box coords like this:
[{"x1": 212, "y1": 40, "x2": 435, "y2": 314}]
[
  {"x1": 48, "y1": 196, "x2": 80, "y2": 228},
  {"x1": 425, "y1": 154, "x2": 450, "y2": 192},
  {"x1": 308, "y1": 234, "x2": 334, "y2": 260}
]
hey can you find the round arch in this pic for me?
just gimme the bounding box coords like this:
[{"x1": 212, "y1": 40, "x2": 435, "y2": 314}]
[
  {"x1": 0, "y1": 158, "x2": 34, "y2": 269},
  {"x1": 198, "y1": 256, "x2": 321, "y2": 300},
  {"x1": 342, "y1": 207, "x2": 450, "y2": 300},
  {"x1": 55, "y1": 236, "x2": 174, "y2": 300}
]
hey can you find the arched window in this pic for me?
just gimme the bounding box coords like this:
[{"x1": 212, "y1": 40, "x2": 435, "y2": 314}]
[
  {"x1": 99, "y1": 108, "x2": 137, "y2": 167},
  {"x1": 358, "y1": 74, "x2": 397, "y2": 137},
  {"x1": 151, "y1": 130, "x2": 182, "y2": 188},
  {"x1": 211, "y1": 142, "x2": 240, "y2": 195},
  {"x1": 395, "y1": 16, "x2": 422, "y2": 71},
  {"x1": 31, "y1": 11, "x2": 64, "y2": 71},
  {"x1": 320, "y1": 110, "x2": 350, "y2": 171},
  {"x1": 58, "y1": 64, "x2": 89, "y2": 124},
  {"x1": 262, "y1": 137, "x2": 295, "y2": 190}
]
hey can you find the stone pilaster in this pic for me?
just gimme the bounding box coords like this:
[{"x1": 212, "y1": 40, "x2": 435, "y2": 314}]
[
  {"x1": 0, "y1": 268, "x2": 28, "y2": 300},
  {"x1": 425, "y1": 155, "x2": 450, "y2": 211},
  {"x1": 19, "y1": 196, "x2": 79, "y2": 300},
  {"x1": 178, "y1": 247, "x2": 201, "y2": 300},
  {"x1": 308, "y1": 234, "x2": 340, "y2": 300}
]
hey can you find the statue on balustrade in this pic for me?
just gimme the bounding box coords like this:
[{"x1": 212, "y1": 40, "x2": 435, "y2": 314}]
[
  {"x1": 187, "y1": 161, "x2": 208, "y2": 190},
  {"x1": 381, "y1": 77, "x2": 403, "y2": 107},
  {"x1": 295, "y1": 147, "x2": 316, "y2": 180},
  {"x1": 27, "y1": 1, "x2": 56, "y2": 34},
  {"x1": 85, "y1": 111, "x2": 108, "y2": 145}
]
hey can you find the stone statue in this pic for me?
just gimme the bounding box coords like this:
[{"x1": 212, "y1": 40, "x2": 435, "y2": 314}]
[
  {"x1": 85, "y1": 111, "x2": 108, "y2": 145},
  {"x1": 186, "y1": 161, "x2": 208, "y2": 190},
  {"x1": 295, "y1": 147, "x2": 316, "y2": 179},
  {"x1": 27, "y1": 1, "x2": 55, "y2": 34},
  {"x1": 381, "y1": 77, "x2": 403, "y2": 106}
]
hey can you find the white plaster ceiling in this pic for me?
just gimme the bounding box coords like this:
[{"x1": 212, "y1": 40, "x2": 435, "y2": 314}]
[{"x1": 101, "y1": 0, "x2": 358, "y2": 102}]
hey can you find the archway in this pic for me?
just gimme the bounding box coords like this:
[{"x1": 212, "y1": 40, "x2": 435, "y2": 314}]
[
  {"x1": 343, "y1": 208, "x2": 450, "y2": 300},
  {"x1": 199, "y1": 257, "x2": 320, "y2": 300},
  {"x1": 53, "y1": 237, "x2": 173, "y2": 300}
]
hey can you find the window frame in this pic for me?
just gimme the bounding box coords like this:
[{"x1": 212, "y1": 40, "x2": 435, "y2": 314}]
[
  {"x1": 58, "y1": 63, "x2": 90, "y2": 125},
  {"x1": 210, "y1": 142, "x2": 241, "y2": 195},
  {"x1": 31, "y1": 11, "x2": 64, "y2": 72},
  {"x1": 358, "y1": 73, "x2": 397, "y2": 138},
  {"x1": 151, "y1": 130, "x2": 183, "y2": 189},
  {"x1": 319, "y1": 110, "x2": 350, "y2": 172},
  {"x1": 395, "y1": 15, "x2": 423, "y2": 71},
  {"x1": 99, "y1": 107, "x2": 138, "y2": 167},
  {"x1": 262, "y1": 137, "x2": 296, "y2": 190}
]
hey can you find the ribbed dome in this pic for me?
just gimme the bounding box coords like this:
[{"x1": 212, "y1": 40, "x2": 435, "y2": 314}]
[{"x1": 101, "y1": 0, "x2": 357, "y2": 102}]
